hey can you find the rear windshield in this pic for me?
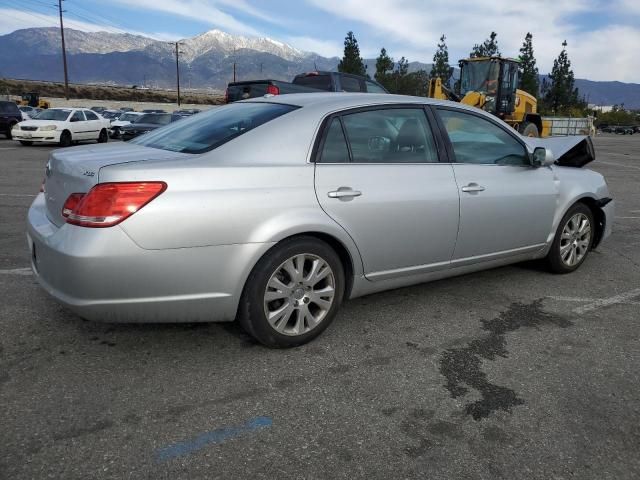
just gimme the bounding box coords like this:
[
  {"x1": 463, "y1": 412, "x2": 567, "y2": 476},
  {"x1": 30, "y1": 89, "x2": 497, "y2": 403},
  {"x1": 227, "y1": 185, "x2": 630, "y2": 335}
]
[
  {"x1": 137, "y1": 114, "x2": 172, "y2": 125},
  {"x1": 37, "y1": 109, "x2": 71, "y2": 121},
  {"x1": 131, "y1": 102, "x2": 298, "y2": 154},
  {"x1": 293, "y1": 75, "x2": 332, "y2": 91}
]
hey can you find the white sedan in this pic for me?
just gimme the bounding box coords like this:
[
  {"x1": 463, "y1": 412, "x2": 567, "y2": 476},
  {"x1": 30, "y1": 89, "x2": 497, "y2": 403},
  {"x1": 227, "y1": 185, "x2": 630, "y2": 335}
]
[{"x1": 12, "y1": 108, "x2": 110, "y2": 147}]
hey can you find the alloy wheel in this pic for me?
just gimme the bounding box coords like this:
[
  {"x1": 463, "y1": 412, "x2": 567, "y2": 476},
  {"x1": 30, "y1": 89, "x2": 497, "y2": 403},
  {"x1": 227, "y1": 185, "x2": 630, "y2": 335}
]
[
  {"x1": 559, "y1": 212, "x2": 591, "y2": 267},
  {"x1": 263, "y1": 253, "x2": 336, "y2": 336}
]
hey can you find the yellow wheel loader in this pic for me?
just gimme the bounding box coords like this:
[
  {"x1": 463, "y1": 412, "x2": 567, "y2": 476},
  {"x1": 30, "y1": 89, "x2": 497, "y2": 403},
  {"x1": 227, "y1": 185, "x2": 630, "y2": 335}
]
[
  {"x1": 18, "y1": 92, "x2": 50, "y2": 109},
  {"x1": 428, "y1": 57, "x2": 548, "y2": 137}
]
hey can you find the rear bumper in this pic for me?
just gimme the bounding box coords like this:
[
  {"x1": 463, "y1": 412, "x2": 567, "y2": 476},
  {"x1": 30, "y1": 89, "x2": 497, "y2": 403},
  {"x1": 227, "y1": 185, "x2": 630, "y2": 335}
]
[
  {"x1": 13, "y1": 129, "x2": 61, "y2": 143},
  {"x1": 27, "y1": 193, "x2": 272, "y2": 323}
]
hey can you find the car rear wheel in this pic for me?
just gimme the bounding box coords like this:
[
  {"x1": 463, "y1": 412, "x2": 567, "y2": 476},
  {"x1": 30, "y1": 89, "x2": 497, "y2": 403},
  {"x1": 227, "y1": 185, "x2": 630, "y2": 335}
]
[
  {"x1": 59, "y1": 130, "x2": 72, "y2": 147},
  {"x1": 546, "y1": 203, "x2": 594, "y2": 274},
  {"x1": 97, "y1": 128, "x2": 108, "y2": 143},
  {"x1": 238, "y1": 236, "x2": 345, "y2": 348}
]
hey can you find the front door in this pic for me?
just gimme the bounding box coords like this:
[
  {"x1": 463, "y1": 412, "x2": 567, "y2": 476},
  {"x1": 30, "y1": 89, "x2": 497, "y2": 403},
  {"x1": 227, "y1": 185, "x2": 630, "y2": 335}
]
[
  {"x1": 314, "y1": 106, "x2": 460, "y2": 281},
  {"x1": 435, "y1": 107, "x2": 557, "y2": 263}
]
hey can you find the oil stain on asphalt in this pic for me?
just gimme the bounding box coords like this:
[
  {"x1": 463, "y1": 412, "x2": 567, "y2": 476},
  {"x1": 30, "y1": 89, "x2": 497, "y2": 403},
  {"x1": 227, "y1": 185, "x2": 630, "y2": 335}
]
[{"x1": 439, "y1": 300, "x2": 572, "y2": 420}]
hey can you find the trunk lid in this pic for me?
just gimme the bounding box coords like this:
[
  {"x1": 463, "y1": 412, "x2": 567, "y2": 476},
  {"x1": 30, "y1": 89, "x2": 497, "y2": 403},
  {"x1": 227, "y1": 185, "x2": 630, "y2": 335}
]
[{"x1": 43, "y1": 142, "x2": 191, "y2": 227}]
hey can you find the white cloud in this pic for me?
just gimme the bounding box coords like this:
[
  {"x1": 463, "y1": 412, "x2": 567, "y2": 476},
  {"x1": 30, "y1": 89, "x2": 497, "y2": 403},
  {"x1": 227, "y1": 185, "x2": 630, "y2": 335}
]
[
  {"x1": 305, "y1": 0, "x2": 640, "y2": 82},
  {"x1": 285, "y1": 36, "x2": 342, "y2": 57}
]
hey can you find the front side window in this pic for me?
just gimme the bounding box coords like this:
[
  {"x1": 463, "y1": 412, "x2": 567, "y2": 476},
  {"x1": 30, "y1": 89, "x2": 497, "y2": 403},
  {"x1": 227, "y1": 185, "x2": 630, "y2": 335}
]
[
  {"x1": 131, "y1": 102, "x2": 297, "y2": 154},
  {"x1": 437, "y1": 109, "x2": 528, "y2": 166},
  {"x1": 70, "y1": 111, "x2": 85, "y2": 122},
  {"x1": 340, "y1": 108, "x2": 438, "y2": 163}
]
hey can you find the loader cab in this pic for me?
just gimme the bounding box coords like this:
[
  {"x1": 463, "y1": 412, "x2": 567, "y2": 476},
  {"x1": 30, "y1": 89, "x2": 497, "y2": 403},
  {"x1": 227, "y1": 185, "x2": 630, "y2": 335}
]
[{"x1": 458, "y1": 57, "x2": 520, "y2": 117}]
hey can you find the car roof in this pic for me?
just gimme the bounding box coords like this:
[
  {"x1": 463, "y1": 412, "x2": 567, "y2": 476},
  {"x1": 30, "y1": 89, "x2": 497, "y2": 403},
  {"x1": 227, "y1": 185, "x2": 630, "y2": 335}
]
[{"x1": 243, "y1": 92, "x2": 480, "y2": 115}]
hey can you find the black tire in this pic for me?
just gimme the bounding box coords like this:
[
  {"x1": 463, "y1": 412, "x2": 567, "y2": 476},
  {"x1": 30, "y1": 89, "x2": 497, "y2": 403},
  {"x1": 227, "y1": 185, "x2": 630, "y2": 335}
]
[
  {"x1": 520, "y1": 122, "x2": 539, "y2": 137},
  {"x1": 97, "y1": 128, "x2": 108, "y2": 143},
  {"x1": 238, "y1": 236, "x2": 345, "y2": 348},
  {"x1": 6, "y1": 122, "x2": 17, "y2": 139},
  {"x1": 59, "y1": 130, "x2": 72, "y2": 147},
  {"x1": 19, "y1": 141, "x2": 33, "y2": 146},
  {"x1": 546, "y1": 203, "x2": 594, "y2": 274}
]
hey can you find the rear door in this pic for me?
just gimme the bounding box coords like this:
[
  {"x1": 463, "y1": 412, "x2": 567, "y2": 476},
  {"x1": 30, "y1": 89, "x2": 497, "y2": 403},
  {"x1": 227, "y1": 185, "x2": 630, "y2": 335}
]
[
  {"x1": 314, "y1": 106, "x2": 460, "y2": 281},
  {"x1": 434, "y1": 107, "x2": 557, "y2": 263},
  {"x1": 83, "y1": 110, "x2": 102, "y2": 140}
]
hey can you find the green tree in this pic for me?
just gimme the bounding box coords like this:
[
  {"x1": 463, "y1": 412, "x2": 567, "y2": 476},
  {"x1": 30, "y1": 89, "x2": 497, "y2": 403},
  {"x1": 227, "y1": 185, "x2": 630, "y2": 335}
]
[
  {"x1": 541, "y1": 40, "x2": 585, "y2": 115},
  {"x1": 470, "y1": 31, "x2": 500, "y2": 58},
  {"x1": 374, "y1": 47, "x2": 395, "y2": 91},
  {"x1": 518, "y1": 32, "x2": 539, "y2": 97},
  {"x1": 338, "y1": 31, "x2": 366, "y2": 76},
  {"x1": 430, "y1": 34, "x2": 451, "y2": 85}
]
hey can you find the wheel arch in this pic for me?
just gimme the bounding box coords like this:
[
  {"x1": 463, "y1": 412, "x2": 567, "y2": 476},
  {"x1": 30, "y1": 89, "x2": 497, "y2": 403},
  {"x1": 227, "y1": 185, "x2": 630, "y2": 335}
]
[
  {"x1": 523, "y1": 113, "x2": 543, "y2": 136},
  {"x1": 555, "y1": 195, "x2": 607, "y2": 249}
]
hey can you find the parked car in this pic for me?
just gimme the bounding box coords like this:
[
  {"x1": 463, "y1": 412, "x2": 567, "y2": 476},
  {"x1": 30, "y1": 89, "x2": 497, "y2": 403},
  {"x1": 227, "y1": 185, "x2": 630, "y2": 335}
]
[
  {"x1": 120, "y1": 113, "x2": 180, "y2": 141},
  {"x1": 615, "y1": 126, "x2": 634, "y2": 135},
  {"x1": 226, "y1": 71, "x2": 388, "y2": 103},
  {"x1": 27, "y1": 94, "x2": 613, "y2": 347},
  {"x1": 119, "y1": 107, "x2": 134, "y2": 112},
  {"x1": 12, "y1": 107, "x2": 110, "y2": 146},
  {"x1": 0, "y1": 100, "x2": 23, "y2": 139},
  {"x1": 90, "y1": 106, "x2": 107, "y2": 114},
  {"x1": 19, "y1": 105, "x2": 38, "y2": 120},
  {"x1": 109, "y1": 111, "x2": 144, "y2": 138},
  {"x1": 142, "y1": 109, "x2": 166, "y2": 114},
  {"x1": 101, "y1": 110, "x2": 123, "y2": 121},
  {"x1": 173, "y1": 109, "x2": 201, "y2": 117}
]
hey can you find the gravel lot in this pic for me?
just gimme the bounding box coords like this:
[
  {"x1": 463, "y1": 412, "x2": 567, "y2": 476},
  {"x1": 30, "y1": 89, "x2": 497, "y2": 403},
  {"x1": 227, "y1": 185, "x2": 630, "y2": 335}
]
[{"x1": 1, "y1": 134, "x2": 639, "y2": 479}]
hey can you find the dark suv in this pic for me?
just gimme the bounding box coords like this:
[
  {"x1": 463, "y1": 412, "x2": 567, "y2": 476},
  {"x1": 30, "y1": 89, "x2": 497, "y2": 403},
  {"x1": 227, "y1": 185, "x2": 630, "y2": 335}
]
[{"x1": 0, "y1": 101, "x2": 22, "y2": 139}]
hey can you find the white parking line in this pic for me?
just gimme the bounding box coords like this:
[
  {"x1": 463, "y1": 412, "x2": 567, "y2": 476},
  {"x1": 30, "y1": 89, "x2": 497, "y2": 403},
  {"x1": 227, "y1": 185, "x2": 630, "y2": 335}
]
[
  {"x1": 0, "y1": 193, "x2": 37, "y2": 198},
  {"x1": 616, "y1": 216, "x2": 640, "y2": 219},
  {"x1": 572, "y1": 288, "x2": 640, "y2": 315},
  {"x1": 0, "y1": 268, "x2": 32, "y2": 276}
]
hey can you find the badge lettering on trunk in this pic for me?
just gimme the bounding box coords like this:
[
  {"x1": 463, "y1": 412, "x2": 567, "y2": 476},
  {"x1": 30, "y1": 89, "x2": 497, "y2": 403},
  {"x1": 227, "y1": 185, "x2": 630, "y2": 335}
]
[{"x1": 83, "y1": 170, "x2": 95, "y2": 177}]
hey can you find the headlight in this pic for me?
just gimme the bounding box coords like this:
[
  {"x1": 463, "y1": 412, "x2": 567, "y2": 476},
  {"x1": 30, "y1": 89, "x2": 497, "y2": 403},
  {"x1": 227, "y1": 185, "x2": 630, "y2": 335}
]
[
  {"x1": 40, "y1": 125, "x2": 57, "y2": 131},
  {"x1": 12, "y1": 124, "x2": 20, "y2": 130}
]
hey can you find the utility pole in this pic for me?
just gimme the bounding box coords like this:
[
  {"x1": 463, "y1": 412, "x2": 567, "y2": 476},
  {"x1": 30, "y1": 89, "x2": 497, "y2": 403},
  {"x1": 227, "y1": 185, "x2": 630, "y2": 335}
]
[
  {"x1": 171, "y1": 42, "x2": 182, "y2": 107},
  {"x1": 58, "y1": 0, "x2": 69, "y2": 100},
  {"x1": 233, "y1": 62, "x2": 236, "y2": 82}
]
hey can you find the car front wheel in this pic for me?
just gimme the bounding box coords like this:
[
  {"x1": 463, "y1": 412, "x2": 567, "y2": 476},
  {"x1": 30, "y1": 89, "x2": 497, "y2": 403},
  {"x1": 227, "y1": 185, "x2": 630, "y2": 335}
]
[
  {"x1": 238, "y1": 236, "x2": 345, "y2": 348},
  {"x1": 546, "y1": 203, "x2": 594, "y2": 274}
]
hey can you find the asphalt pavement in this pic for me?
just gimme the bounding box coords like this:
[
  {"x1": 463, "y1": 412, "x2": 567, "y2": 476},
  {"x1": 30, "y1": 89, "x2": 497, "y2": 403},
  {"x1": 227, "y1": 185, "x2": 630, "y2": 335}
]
[{"x1": 1, "y1": 134, "x2": 639, "y2": 479}]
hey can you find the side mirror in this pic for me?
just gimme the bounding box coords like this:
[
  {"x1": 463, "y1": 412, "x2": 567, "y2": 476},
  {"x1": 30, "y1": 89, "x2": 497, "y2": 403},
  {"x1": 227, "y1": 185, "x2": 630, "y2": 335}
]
[{"x1": 532, "y1": 147, "x2": 555, "y2": 167}]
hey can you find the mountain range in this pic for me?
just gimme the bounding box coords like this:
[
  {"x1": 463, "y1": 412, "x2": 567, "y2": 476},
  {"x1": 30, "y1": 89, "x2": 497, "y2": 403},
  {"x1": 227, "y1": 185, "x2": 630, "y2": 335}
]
[{"x1": 0, "y1": 27, "x2": 638, "y2": 108}]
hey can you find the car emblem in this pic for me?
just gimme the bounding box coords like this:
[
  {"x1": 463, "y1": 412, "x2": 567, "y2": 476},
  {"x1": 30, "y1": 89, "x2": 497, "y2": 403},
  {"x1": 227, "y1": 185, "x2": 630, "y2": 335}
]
[{"x1": 83, "y1": 170, "x2": 95, "y2": 177}]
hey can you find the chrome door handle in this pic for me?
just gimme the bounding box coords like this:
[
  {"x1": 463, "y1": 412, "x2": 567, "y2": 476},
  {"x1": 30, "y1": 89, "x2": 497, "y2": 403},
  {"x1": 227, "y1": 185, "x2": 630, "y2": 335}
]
[
  {"x1": 461, "y1": 183, "x2": 485, "y2": 193},
  {"x1": 327, "y1": 189, "x2": 362, "y2": 199}
]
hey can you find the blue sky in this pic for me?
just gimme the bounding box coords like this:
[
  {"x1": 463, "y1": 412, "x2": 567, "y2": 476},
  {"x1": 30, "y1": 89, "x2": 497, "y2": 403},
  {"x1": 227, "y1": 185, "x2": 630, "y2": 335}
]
[{"x1": 1, "y1": 0, "x2": 639, "y2": 82}]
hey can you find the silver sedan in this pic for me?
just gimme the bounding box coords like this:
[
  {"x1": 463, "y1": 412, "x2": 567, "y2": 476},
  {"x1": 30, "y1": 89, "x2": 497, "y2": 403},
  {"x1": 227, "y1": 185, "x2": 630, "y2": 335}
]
[{"x1": 27, "y1": 93, "x2": 614, "y2": 347}]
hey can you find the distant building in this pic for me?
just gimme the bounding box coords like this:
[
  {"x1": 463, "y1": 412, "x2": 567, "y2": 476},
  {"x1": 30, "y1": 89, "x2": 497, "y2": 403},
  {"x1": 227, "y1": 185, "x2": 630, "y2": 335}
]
[{"x1": 589, "y1": 104, "x2": 615, "y2": 113}]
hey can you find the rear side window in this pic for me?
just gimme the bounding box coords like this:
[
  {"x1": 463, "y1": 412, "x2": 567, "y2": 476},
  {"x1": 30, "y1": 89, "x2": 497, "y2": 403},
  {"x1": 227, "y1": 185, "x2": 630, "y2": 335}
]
[
  {"x1": 437, "y1": 109, "x2": 528, "y2": 166},
  {"x1": 84, "y1": 110, "x2": 99, "y2": 120},
  {"x1": 341, "y1": 108, "x2": 439, "y2": 163},
  {"x1": 71, "y1": 111, "x2": 85, "y2": 122},
  {"x1": 365, "y1": 81, "x2": 387, "y2": 93},
  {"x1": 340, "y1": 76, "x2": 362, "y2": 92},
  {"x1": 131, "y1": 102, "x2": 298, "y2": 154},
  {"x1": 293, "y1": 74, "x2": 333, "y2": 91},
  {"x1": 318, "y1": 118, "x2": 349, "y2": 163}
]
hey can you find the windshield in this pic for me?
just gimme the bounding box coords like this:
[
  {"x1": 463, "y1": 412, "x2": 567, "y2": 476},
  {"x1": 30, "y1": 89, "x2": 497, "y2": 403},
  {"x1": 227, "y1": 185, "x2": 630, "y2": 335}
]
[
  {"x1": 131, "y1": 102, "x2": 298, "y2": 154},
  {"x1": 460, "y1": 60, "x2": 500, "y2": 96},
  {"x1": 35, "y1": 109, "x2": 71, "y2": 121},
  {"x1": 119, "y1": 113, "x2": 140, "y2": 122},
  {"x1": 136, "y1": 114, "x2": 172, "y2": 125}
]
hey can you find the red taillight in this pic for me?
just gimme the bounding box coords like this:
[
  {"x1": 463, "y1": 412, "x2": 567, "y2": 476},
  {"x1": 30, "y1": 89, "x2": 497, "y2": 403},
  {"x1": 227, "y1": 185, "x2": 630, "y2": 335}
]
[
  {"x1": 62, "y1": 193, "x2": 85, "y2": 217},
  {"x1": 64, "y1": 182, "x2": 167, "y2": 228},
  {"x1": 266, "y1": 84, "x2": 280, "y2": 95}
]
